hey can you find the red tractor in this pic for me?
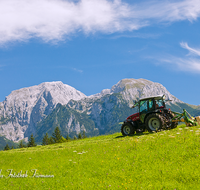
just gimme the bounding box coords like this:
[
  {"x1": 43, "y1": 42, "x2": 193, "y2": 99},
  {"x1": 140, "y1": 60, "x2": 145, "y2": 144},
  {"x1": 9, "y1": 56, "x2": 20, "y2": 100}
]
[{"x1": 121, "y1": 95, "x2": 177, "y2": 135}]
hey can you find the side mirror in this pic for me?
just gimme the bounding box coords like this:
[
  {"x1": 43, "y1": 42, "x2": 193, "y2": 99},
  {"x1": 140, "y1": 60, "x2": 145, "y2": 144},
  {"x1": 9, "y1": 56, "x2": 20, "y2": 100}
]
[
  {"x1": 162, "y1": 95, "x2": 166, "y2": 100},
  {"x1": 131, "y1": 100, "x2": 138, "y2": 109}
]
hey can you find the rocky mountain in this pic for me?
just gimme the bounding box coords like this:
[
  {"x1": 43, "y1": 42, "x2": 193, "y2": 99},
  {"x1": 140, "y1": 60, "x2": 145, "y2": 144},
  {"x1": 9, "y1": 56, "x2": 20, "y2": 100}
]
[
  {"x1": 0, "y1": 81, "x2": 86, "y2": 142},
  {"x1": 36, "y1": 79, "x2": 198, "y2": 142},
  {"x1": 0, "y1": 78, "x2": 199, "y2": 143},
  {"x1": 89, "y1": 79, "x2": 182, "y2": 104}
]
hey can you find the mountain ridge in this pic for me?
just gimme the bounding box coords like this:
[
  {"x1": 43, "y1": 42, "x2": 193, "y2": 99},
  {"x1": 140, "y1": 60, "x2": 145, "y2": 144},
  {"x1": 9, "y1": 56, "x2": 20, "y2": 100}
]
[{"x1": 0, "y1": 78, "x2": 198, "y2": 143}]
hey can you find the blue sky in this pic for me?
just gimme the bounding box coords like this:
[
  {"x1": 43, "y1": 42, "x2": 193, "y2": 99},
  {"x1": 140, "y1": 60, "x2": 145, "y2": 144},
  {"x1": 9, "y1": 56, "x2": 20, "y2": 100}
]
[{"x1": 0, "y1": 0, "x2": 200, "y2": 105}]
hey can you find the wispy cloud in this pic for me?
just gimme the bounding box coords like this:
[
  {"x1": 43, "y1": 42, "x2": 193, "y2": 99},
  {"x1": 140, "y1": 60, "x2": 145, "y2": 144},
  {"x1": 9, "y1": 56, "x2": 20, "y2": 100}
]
[
  {"x1": 180, "y1": 42, "x2": 200, "y2": 56},
  {"x1": 52, "y1": 65, "x2": 83, "y2": 73},
  {"x1": 158, "y1": 42, "x2": 200, "y2": 73},
  {"x1": 0, "y1": 0, "x2": 200, "y2": 45},
  {"x1": 72, "y1": 67, "x2": 83, "y2": 73},
  {"x1": 159, "y1": 57, "x2": 200, "y2": 73},
  {"x1": 133, "y1": 0, "x2": 200, "y2": 22}
]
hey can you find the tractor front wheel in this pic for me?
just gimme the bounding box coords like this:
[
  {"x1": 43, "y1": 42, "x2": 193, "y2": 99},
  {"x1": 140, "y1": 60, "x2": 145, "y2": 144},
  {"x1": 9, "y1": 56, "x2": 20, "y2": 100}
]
[
  {"x1": 145, "y1": 113, "x2": 164, "y2": 132},
  {"x1": 121, "y1": 122, "x2": 135, "y2": 136}
]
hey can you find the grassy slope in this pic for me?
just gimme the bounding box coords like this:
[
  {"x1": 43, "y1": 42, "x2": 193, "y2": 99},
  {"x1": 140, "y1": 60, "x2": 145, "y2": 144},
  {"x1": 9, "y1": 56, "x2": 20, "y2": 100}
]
[
  {"x1": 0, "y1": 136, "x2": 18, "y2": 150},
  {"x1": 1, "y1": 125, "x2": 200, "y2": 190}
]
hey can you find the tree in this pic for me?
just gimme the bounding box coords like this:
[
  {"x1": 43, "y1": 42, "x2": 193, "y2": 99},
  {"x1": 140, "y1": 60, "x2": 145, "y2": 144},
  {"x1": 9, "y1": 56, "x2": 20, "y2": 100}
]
[
  {"x1": 66, "y1": 134, "x2": 70, "y2": 141},
  {"x1": 11, "y1": 145, "x2": 14, "y2": 149},
  {"x1": 58, "y1": 136, "x2": 66, "y2": 143},
  {"x1": 19, "y1": 140, "x2": 25, "y2": 148},
  {"x1": 78, "y1": 132, "x2": 82, "y2": 139},
  {"x1": 73, "y1": 135, "x2": 77, "y2": 140},
  {"x1": 42, "y1": 133, "x2": 50, "y2": 145},
  {"x1": 82, "y1": 131, "x2": 87, "y2": 139},
  {"x1": 27, "y1": 134, "x2": 37, "y2": 147},
  {"x1": 49, "y1": 137, "x2": 55, "y2": 144},
  {"x1": 52, "y1": 126, "x2": 62, "y2": 143},
  {"x1": 4, "y1": 144, "x2": 10, "y2": 151}
]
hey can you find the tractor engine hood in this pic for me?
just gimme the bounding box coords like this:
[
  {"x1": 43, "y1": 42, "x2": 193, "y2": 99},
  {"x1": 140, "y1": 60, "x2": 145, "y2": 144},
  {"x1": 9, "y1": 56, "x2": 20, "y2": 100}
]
[{"x1": 127, "y1": 113, "x2": 140, "y2": 121}]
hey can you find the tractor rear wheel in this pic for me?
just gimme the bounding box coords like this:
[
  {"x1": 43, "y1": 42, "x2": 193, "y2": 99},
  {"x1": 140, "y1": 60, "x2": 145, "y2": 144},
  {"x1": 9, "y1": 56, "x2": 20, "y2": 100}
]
[
  {"x1": 121, "y1": 122, "x2": 135, "y2": 136},
  {"x1": 145, "y1": 113, "x2": 165, "y2": 132}
]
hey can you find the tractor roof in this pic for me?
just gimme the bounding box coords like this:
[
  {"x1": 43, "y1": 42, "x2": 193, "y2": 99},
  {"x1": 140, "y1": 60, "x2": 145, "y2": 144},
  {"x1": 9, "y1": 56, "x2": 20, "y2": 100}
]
[{"x1": 139, "y1": 94, "x2": 165, "y2": 101}]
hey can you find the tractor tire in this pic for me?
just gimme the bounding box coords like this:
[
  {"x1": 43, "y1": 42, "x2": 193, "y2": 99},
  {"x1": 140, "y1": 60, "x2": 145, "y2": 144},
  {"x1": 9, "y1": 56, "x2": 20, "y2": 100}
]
[
  {"x1": 145, "y1": 113, "x2": 165, "y2": 132},
  {"x1": 121, "y1": 122, "x2": 135, "y2": 136}
]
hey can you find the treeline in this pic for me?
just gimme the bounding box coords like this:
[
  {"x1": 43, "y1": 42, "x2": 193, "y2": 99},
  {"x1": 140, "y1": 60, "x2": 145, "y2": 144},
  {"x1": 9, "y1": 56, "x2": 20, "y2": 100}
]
[
  {"x1": 4, "y1": 133, "x2": 37, "y2": 150},
  {"x1": 4, "y1": 126, "x2": 86, "y2": 150},
  {"x1": 42, "y1": 126, "x2": 87, "y2": 145}
]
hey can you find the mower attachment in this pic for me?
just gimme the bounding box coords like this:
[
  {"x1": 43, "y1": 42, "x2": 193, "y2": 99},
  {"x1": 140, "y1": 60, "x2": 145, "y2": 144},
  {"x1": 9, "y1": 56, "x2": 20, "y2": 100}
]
[{"x1": 171, "y1": 109, "x2": 198, "y2": 126}]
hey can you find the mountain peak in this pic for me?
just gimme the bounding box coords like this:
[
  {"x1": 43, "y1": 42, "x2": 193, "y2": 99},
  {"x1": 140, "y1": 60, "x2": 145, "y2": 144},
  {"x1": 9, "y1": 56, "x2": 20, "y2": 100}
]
[
  {"x1": 0, "y1": 81, "x2": 86, "y2": 142},
  {"x1": 108, "y1": 78, "x2": 182, "y2": 104},
  {"x1": 111, "y1": 78, "x2": 153, "y2": 93}
]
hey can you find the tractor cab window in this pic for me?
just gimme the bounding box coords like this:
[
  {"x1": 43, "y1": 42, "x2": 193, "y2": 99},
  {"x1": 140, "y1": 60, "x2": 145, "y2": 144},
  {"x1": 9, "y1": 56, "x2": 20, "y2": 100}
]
[
  {"x1": 140, "y1": 100, "x2": 148, "y2": 112},
  {"x1": 155, "y1": 99, "x2": 164, "y2": 108},
  {"x1": 149, "y1": 99, "x2": 154, "y2": 110}
]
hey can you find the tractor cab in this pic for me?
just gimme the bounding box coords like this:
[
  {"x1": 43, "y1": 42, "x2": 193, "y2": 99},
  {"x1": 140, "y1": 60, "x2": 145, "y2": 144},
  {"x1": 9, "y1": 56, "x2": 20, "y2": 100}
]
[
  {"x1": 134, "y1": 94, "x2": 166, "y2": 111},
  {"x1": 127, "y1": 95, "x2": 167, "y2": 123},
  {"x1": 138, "y1": 95, "x2": 166, "y2": 123}
]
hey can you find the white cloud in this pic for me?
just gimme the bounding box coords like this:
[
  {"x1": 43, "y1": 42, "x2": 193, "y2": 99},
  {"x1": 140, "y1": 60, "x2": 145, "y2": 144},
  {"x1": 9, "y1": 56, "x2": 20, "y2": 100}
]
[
  {"x1": 0, "y1": 0, "x2": 134, "y2": 45},
  {"x1": 180, "y1": 42, "x2": 200, "y2": 56},
  {"x1": 160, "y1": 57, "x2": 200, "y2": 73},
  {"x1": 72, "y1": 67, "x2": 83, "y2": 73},
  {"x1": 0, "y1": 0, "x2": 200, "y2": 45},
  {"x1": 133, "y1": 0, "x2": 200, "y2": 22},
  {"x1": 157, "y1": 42, "x2": 200, "y2": 73}
]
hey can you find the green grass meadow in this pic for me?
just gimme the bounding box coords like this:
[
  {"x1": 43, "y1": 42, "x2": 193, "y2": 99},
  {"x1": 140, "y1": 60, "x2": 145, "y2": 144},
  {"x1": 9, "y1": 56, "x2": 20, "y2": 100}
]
[{"x1": 1, "y1": 125, "x2": 200, "y2": 189}]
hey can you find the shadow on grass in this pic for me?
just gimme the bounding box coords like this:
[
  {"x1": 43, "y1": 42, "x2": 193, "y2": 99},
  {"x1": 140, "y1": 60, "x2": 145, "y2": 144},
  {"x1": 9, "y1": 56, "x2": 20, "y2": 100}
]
[
  {"x1": 115, "y1": 125, "x2": 183, "y2": 139},
  {"x1": 115, "y1": 131, "x2": 156, "y2": 139}
]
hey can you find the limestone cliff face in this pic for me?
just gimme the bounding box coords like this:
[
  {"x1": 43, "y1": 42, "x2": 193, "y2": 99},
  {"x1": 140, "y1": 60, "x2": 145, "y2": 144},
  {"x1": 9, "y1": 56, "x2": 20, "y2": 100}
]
[
  {"x1": 110, "y1": 79, "x2": 182, "y2": 104},
  {"x1": 0, "y1": 81, "x2": 86, "y2": 141}
]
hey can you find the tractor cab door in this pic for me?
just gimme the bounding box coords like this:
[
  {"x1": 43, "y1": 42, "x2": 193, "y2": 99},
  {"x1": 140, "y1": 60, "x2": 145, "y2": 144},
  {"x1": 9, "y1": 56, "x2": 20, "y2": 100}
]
[
  {"x1": 139, "y1": 100, "x2": 148, "y2": 123},
  {"x1": 139, "y1": 99, "x2": 154, "y2": 123}
]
